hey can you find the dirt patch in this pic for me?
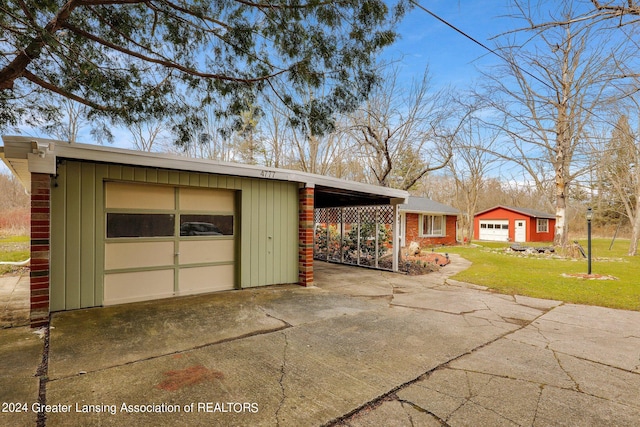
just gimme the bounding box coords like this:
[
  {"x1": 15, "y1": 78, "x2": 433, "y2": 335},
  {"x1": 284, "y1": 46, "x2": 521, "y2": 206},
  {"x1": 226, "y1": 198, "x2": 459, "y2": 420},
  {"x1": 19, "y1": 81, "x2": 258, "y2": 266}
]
[
  {"x1": 561, "y1": 273, "x2": 618, "y2": 280},
  {"x1": 155, "y1": 365, "x2": 224, "y2": 391}
]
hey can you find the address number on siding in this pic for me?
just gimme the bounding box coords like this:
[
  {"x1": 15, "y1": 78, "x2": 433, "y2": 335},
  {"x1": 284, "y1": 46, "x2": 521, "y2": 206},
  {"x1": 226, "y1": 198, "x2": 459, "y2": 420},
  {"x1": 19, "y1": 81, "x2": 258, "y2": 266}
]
[{"x1": 260, "y1": 170, "x2": 276, "y2": 179}]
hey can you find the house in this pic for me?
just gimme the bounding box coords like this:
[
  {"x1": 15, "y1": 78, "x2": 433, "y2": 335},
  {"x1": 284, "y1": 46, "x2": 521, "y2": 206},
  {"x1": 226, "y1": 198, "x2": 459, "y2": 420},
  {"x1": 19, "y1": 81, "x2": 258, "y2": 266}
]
[
  {"x1": 398, "y1": 197, "x2": 460, "y2": 248},
  {"x1": 473, "y1": 205, "x2": 555, "y2": 243},
  {"x1": 1, "y1": 136, "x2": 408, "y2": 326}
]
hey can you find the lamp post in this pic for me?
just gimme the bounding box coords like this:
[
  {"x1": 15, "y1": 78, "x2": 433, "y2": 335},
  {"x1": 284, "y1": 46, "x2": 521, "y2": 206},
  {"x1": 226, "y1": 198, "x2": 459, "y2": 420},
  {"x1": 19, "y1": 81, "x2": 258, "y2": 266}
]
[{"x1": 586, "y1": 207, "x2": 593, "y2": 275}]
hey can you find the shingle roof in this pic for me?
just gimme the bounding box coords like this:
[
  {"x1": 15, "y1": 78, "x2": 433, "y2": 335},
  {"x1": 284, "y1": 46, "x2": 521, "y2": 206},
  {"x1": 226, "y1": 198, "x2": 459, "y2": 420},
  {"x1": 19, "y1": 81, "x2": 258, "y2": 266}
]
[
  {"x1": 475, "y1": 205, "x2": 555, "y2": 219},
  {"x1": 398, "y1": 197, "x2": 459, "y2": 215}
]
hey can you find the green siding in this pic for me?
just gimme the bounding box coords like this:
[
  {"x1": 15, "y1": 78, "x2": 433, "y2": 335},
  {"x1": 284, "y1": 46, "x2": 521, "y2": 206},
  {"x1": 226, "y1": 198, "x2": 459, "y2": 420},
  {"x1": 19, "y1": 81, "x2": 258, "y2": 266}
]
[
  {"x1": 50, "y1": 160, "x2": 299, "y2": 310},
  {"x1": 80, "y1": 162, "x2": 95, "y2": 307},
  {"x1": 65, "y1": 161, "x2": 82, "y2": 310}
]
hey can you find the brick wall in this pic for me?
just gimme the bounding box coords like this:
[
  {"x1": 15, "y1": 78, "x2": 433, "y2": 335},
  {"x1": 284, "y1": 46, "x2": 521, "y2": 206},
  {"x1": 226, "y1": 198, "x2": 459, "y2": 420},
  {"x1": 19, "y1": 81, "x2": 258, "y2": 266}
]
[
  {"x1": 298, "y1": 186, "x2": 314, "y2": 286},
  {"x1": 30, "y1": 173, "x2": 50, "y2": 327},
  {"x1": 403, "y1": 213, "x2": 458, "y2": 248}
]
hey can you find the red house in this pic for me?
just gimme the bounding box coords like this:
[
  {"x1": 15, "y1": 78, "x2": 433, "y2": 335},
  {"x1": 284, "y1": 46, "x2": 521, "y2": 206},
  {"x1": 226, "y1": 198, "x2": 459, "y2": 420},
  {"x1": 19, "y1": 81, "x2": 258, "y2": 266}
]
[
  {"x1": 398, "y1": 197, "x2": 460, "y2": 248},
  {"x1": 474, "y1": 205, "x2": 555, "y2": 243}
]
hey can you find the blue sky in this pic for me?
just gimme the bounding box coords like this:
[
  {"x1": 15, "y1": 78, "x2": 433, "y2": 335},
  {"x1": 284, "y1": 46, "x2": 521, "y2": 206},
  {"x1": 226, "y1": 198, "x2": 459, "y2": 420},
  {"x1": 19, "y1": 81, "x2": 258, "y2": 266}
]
[
  {"x1": 386, "y1": 0, "x2": 515, "y2": 90},
  {"x1": 0, "y1": 1, "x2": 522, "y2": 175},
  {"x1": 1, "y1": 1, "x2": 612, "y2": 165}
]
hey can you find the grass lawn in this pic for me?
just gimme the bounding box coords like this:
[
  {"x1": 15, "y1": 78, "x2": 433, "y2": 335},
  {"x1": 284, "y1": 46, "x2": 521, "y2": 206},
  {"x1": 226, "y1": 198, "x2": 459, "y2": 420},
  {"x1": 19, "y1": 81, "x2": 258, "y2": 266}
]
[
  {"x1": 445, "y1": 238, "x2": 640, "y2": 311},
  {"x1": 0, "y1": 235, "x2": 30, "y2": 275}
]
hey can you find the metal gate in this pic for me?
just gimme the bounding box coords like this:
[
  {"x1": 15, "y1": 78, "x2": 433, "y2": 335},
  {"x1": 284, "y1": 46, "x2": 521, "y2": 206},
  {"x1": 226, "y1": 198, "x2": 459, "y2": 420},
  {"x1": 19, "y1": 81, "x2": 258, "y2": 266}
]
[{"x1": 314, "y1": 205, "x2": 395, "y2": 271}]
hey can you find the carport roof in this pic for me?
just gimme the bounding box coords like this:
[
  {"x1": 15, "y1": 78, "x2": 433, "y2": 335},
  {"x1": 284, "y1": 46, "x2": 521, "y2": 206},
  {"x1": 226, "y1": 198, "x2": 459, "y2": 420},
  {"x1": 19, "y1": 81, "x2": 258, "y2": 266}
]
[{"x1": 1, "y1": 135, "x2": 407, "y2": 208}]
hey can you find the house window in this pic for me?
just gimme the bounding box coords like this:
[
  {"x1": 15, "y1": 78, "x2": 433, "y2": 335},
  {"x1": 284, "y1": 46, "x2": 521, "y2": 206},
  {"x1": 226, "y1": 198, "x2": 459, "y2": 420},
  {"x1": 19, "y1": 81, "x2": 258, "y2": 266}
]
[
  {"x1": 421, "y1": 215, "x2": 445, "y2": 237},
  {"x1": 107, "y1": 213, "x2": 175, "y2": 238},
  {"x1": 537, "y1": 218, "x2": 549, "y2": 233},
  {"x1": 180, "y1": 214, "x2": 234, "y2": 236}
]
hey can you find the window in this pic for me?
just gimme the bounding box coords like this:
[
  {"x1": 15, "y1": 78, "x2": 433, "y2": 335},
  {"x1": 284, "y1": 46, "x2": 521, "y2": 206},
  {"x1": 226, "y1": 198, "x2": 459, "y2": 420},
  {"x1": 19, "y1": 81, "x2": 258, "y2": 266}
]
[
  {"x1": 180, "y1": 214, "x2": 234, "y2": 236},
  {"x1": 537, "y1": 218, "x2": 549, "y2": 233},
  {"x1": 107, "y1": 213, "x2": 175, "y2": 238},
  {"x1": 421, "y1": 215, "x2": 445, "y2": 236}
]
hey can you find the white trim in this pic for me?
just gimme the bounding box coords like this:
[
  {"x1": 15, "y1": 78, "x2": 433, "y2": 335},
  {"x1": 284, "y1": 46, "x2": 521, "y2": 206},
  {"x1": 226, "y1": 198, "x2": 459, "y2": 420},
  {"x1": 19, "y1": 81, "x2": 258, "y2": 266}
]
[
  {"x1": 419, "y1": 214, "x2": 446, "y2": 237},
  {"x1": 2, "y1": 136, "x2": 407, "y2": 202},
  {"x1": 392, "y1": 204, "x2": 399, "y2": 272},
  {"x1": 536, "y1": 218, "x2": 549, "y2": 233}
]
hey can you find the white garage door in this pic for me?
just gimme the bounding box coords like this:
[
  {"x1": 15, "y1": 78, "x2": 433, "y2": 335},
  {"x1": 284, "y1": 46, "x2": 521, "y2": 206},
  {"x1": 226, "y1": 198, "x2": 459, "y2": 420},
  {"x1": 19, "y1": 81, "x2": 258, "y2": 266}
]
[
  {"x1": 479, "y1": 220, "x2": 509, "y2": 241},
  {"x1": 103, "y1": 182, "x2": 236, "y2": 305}
]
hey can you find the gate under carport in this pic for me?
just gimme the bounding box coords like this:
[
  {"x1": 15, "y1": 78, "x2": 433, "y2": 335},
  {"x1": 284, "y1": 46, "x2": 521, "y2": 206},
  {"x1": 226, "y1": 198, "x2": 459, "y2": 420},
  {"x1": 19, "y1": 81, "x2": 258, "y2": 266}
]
[{"x1": 314, "y1": 205, "x2": 395, "y2": 271}]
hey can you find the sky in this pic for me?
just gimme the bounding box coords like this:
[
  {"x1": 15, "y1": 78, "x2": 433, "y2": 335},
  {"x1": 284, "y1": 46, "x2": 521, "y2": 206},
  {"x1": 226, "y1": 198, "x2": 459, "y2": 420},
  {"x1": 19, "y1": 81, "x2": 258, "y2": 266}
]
[
  {"x1": 0, "y1": 1, "x2": 597, "y2": 176},
  {"x1": 387, "y1": 0, "x2": 514, "y2": 91}
]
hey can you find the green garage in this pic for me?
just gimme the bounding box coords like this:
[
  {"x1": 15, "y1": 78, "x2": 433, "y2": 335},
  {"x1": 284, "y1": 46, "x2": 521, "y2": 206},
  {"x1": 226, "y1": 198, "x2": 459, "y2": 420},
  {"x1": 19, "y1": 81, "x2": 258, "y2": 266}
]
[{"x1": 1, "y1": 136, "x2": 407, "y2": 326}]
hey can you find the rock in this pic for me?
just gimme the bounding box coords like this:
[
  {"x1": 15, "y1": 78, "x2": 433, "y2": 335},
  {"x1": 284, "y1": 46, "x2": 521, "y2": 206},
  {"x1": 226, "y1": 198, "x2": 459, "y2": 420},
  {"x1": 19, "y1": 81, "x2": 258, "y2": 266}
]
[{"x1": 408, "y1": 241, "x2": 420, "y2": 255}]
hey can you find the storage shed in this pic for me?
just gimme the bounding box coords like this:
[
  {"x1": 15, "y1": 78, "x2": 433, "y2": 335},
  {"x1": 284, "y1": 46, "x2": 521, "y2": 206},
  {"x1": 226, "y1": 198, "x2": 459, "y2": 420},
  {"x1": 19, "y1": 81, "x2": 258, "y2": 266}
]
[
  {"x1": 474, "y1": 205, "x2": 555, "y2": 243},
  {"x1": 1, "y1": 136, "x2": 407, "y2": 326}
]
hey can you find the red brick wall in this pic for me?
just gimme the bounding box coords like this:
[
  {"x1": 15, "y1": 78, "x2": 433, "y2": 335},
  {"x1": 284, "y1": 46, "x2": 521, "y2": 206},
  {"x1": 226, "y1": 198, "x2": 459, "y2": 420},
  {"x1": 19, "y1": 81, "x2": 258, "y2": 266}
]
[
  {"x1": 30, "y1": 174, "x2": 50, "y2": 327},
  {"x1": 298, "y1": 187, "x2": 314, "y2": 286},
  {"x1": 403, "y1": 213, "x2": 458, "y2": 248}
]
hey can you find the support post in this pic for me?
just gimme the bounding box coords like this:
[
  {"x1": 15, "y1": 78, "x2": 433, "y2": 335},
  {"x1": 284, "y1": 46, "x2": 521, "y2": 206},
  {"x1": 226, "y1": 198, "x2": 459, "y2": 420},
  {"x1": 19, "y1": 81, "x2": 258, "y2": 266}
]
[
  {"x1": 298, "y1": 185, "x2": 314, "y2": 286},
  {"x1": 30, "y1": 173, "x2": 51, "y2": 327},
  {"x1": 392, "y1": 203, "x2": 399, "y2": 272}
]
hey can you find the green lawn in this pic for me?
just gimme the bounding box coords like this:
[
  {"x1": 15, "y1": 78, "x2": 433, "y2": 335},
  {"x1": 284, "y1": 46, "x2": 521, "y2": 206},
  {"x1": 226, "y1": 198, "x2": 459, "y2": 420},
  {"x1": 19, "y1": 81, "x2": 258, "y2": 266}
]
[
  {"x1": 445, "y1": 239, "x2": 640, "y2": 311},
  {"x1": 0, "y1": 235, "x2": 30, "y2": 275}
]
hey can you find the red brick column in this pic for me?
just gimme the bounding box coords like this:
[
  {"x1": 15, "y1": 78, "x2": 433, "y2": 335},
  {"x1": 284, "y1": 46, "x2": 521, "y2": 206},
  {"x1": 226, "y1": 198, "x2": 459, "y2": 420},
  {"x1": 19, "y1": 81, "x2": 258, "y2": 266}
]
[
  {"x1": 30, "y1": 174, "x2": 51, "y2": 327},
  {"x1": 298, "y1": 186, "x2": 314, "y2": 286}
]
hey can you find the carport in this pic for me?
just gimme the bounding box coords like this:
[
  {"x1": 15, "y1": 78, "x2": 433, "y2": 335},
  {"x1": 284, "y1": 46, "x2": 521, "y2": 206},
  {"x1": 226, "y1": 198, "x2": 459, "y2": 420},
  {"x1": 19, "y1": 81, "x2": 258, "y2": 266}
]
[{"x1": 0, "y1": 136, "x2": 407, "y2": 326}]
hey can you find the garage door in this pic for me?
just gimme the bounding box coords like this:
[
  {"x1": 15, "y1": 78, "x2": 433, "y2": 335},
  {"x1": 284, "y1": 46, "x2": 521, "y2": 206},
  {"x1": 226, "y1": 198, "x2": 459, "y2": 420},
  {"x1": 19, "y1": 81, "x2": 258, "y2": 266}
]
[
  {"x1": 103, "y1": 182, "x2": 235, "y2": 305},
  {"x1": 479, "y1": 220, "x2": 509, "y2": 241}
]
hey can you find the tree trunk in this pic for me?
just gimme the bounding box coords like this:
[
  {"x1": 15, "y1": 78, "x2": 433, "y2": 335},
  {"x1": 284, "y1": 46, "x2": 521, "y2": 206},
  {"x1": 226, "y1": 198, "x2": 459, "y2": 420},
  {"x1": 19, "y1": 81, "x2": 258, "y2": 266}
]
[
  {"x1": 554, "y1": 167, "x2": 569, "y2": 248},
  {"x1": 554, "y1": 150, "x2": 569, "y2": 247},
  {"x1": 629, "y1": 198, "x2": 640, "y2": 256}
]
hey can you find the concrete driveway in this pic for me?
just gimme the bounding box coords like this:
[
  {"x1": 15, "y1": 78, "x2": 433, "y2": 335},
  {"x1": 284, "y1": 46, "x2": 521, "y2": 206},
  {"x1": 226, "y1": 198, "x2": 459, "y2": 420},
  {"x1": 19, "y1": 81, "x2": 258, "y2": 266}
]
[{"x1": 1, "y1": 255, "x2": 639, "y2": 426}]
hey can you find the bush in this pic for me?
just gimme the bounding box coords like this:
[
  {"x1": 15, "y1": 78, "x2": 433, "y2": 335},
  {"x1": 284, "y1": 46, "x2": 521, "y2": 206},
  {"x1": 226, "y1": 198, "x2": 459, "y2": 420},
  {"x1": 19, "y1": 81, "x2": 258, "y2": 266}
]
[{"x1": 0, "y1": 208, "x2": 30, "y2": 236}]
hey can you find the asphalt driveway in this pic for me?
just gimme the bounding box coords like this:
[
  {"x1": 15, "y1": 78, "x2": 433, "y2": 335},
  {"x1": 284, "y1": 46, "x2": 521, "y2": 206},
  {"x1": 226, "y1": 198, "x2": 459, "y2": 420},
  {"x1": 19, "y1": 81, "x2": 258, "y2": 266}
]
[{"x1": 1, "y1": 255, "x2": 639, "y2": 426}]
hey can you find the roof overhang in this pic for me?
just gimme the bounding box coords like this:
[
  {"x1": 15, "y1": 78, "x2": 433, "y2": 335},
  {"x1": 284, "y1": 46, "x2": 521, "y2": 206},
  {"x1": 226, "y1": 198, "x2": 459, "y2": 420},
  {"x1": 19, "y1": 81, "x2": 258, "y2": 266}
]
[
  {"x1": 2, "y1": 135, "x2": 407, "y2": 206},
  {"x1": 474, "y1": 205, "x2": 555, "y2": 220},
  {"x1": 399, "y1": 209, "x2": 459, "y2": 215}
]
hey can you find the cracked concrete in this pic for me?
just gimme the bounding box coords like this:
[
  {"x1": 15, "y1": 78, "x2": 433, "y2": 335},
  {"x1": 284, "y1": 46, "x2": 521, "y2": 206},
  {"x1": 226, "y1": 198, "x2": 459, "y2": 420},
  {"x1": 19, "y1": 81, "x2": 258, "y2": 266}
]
[
  {"x1": 275, "y1": 331, "x2": 289, "y2": 427},
  {"x1": 1, "y1": 257, "x2": 640, "y2": 426},
  {"x1": 0, "y1": 274, "x2": 29, "y2": 328}
]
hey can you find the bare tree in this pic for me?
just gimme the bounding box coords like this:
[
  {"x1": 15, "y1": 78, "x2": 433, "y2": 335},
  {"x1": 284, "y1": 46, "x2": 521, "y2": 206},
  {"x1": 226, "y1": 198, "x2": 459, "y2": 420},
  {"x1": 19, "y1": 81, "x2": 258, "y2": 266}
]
[
  {"x1": 40, "y1": 98, "x2": 87, "y2": 143},
  {"x1": 261, "y1": 106, "x2": 290, "y2": 169},
  {"x1": 446, "y1": 109, "x2": 502, "y2": 243},
  {"x1": 482, "y1": 0, "x2": 634, "y2": 246},
  {"x1": 346, "y1": 66, "x2": 454, "y2": 190},
  {"x1": 0, "y1": 172, "x2": 29, "y2": 210},
  {"x1": 596, "y1": 112, "x2": 640, "y2": 255},
  {"x1": 590, "y1": 1, "x2": 640, "y2": 22},
  {"x1": 129, "y1": 119, "x2": 168, "y2": 152}
]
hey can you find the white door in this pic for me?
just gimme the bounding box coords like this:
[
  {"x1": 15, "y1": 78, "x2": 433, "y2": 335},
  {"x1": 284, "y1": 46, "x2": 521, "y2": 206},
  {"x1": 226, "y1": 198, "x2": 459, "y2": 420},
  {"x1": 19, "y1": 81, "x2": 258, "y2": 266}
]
[
  {"x1": 478, "y1": 220, "x2": 509, "y2": 241},
  {"x1": 515, "y1": 220, "x2": 526, "y2": 243}
]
